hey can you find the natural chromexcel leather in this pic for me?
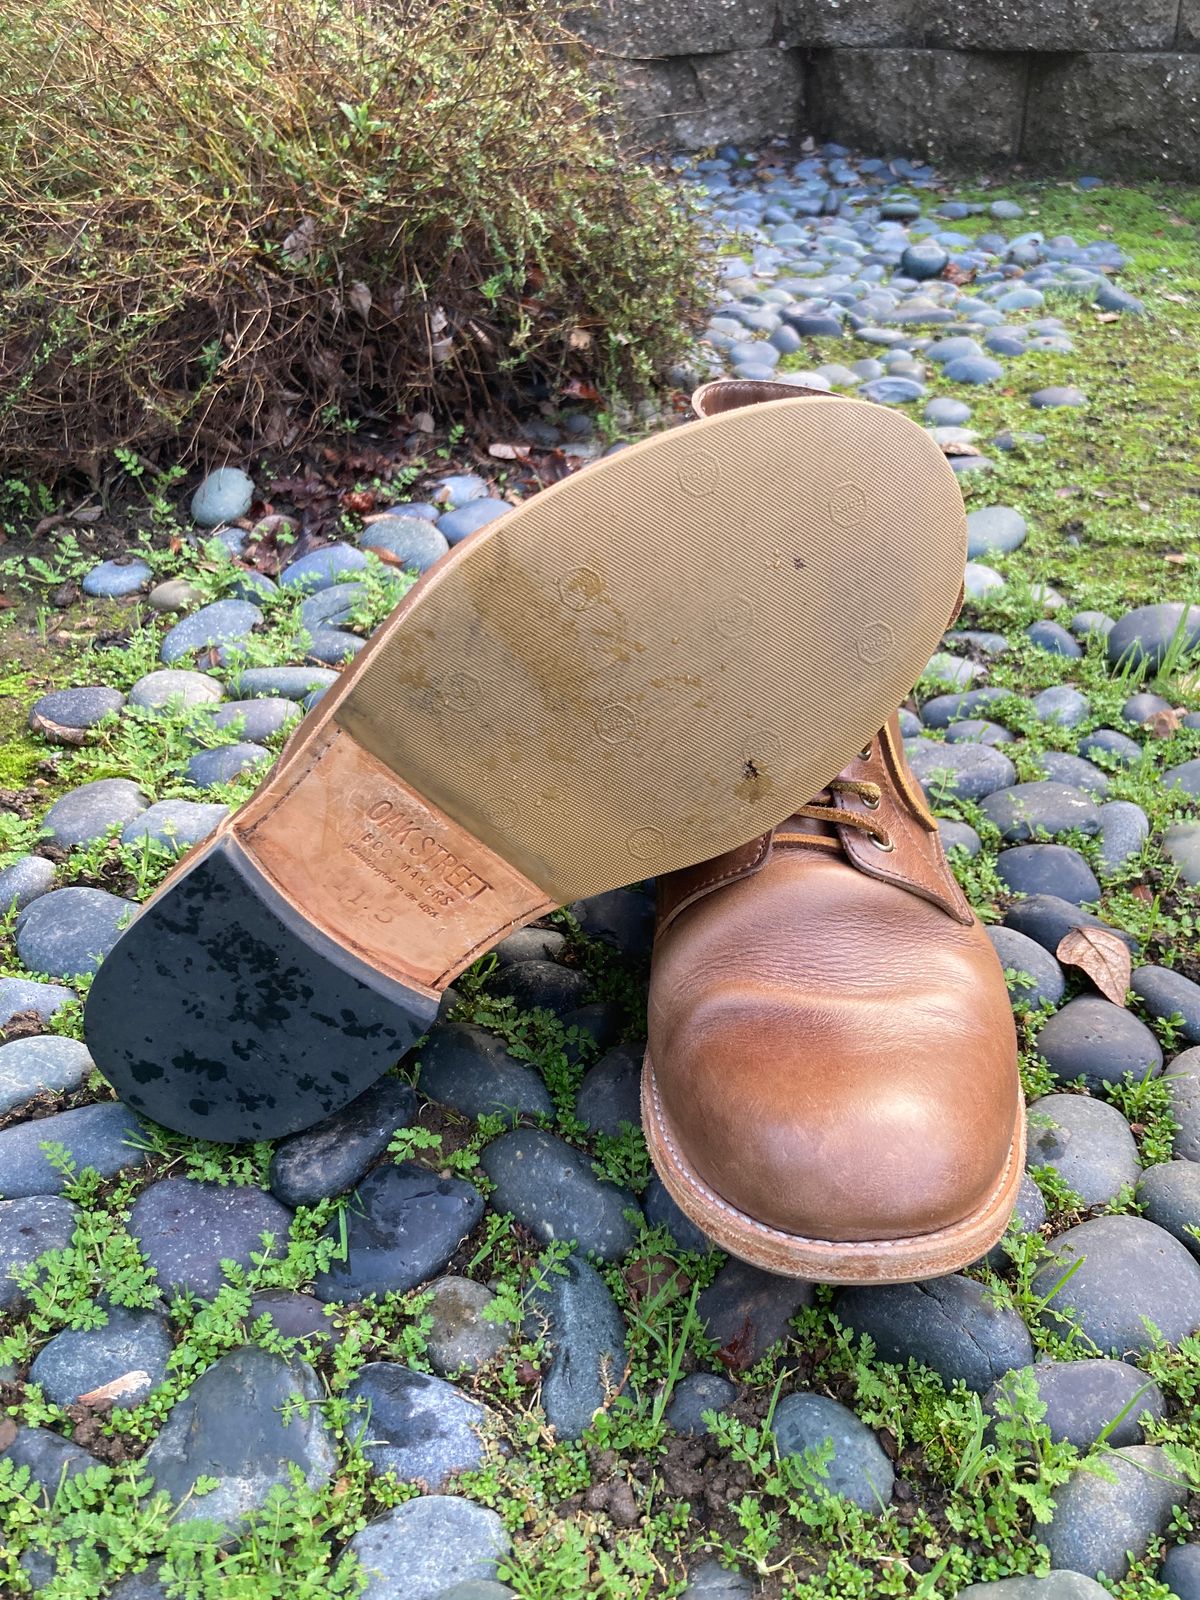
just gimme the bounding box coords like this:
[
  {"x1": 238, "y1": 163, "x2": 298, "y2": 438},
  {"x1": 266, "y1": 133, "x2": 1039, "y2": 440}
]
[{"x1": 647, "y1": 715, "x2": 1021, "y2": 1246}]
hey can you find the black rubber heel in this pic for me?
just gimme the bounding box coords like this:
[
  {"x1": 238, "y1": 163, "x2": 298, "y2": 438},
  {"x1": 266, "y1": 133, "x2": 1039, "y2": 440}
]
[{"x1": 85, "y1": 837, "x2": 437, "y2": 1141}]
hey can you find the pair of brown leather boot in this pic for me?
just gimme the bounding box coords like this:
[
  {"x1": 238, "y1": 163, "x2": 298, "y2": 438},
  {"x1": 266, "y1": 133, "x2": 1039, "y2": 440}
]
[{"x1": 84, "y1": 379, "x2": 1020, "y2": 1283}]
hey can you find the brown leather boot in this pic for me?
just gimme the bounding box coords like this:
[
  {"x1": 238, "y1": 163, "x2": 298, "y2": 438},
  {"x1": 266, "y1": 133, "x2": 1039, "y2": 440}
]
[
  {"x1": 641, "y1": 378, "x2": 1022, "y2": 1283},
  {"x1": 642, "y1": 715, "x2": 1024, "y2": 1283}
]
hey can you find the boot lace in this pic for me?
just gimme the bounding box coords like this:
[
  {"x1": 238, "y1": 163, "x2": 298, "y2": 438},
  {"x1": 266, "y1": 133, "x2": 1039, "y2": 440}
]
[{"x1": 791, "y1": 778, "x2": 893, "y2": 849}]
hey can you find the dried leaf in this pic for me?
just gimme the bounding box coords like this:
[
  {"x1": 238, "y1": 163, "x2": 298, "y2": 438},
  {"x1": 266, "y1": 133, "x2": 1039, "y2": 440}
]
[
  {"x1": 282, "y1": 216, "x2": 317, "y2": 267},
  {"x1": 1163, "y1": 291, "x2": 1188, "y2": 304},
  {"x1": 1056, "y1": 928, "x2": 1132, "y2": 1006},
  {"x1": 347, "y1": 281, "x2": 372, "y2": 318},
  {"x1": 0, "y1": 1418, "x2": 16, "y2": 1451},
  {"x1": 77, "y1": 1371, "x2": 150, "y2": 1406},
  {"x1": 1145, "y1": 708, "x2": 1185, "y2": 738},
  {"x1": 33, "y1": 514, "x2": 67, "y2": 537},
  {"x1": 562, "y1": 378, "x2": 602, "y2": 404},
  {"x1": 1095, "y1": 311, "x2": 1121, "y2": 323},
  {"x1": 488, "y1": 442, "x2": 530, "y2": 460},
  {"x1": 567, "y1": 327, "x2": 592, "y2": 350},
  {"x1": 942, "y1": 441, "x2": 982, "y2": 458},
  {"x1": 1164, "y1": 552, "x2": 1189, "y2": 565},
  {"x1": 71, "y1": 504, "x2": 103, "y2": 524},
  {"x1": 411, "y1": 411, "x2": 435, "y2": 434}
]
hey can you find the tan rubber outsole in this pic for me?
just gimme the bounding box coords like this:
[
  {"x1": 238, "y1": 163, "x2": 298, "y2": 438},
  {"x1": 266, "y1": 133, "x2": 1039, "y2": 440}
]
[
  {"x1": 86, "y1": 394, "x2": 966, "y2": 1141},
  {"x1": 641, "y1": 1053, "x2": 1027, "y2": 1283}
]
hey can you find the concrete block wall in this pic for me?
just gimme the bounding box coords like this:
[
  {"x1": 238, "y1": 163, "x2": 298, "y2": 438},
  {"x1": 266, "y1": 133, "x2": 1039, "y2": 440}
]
[{"x1": 573, "y1": 0, "x2": 1200, "y2": 174}]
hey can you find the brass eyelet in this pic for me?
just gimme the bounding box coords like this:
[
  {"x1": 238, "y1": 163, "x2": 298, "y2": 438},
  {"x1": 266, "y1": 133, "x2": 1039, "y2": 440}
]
[
  {"x1": 870, "y1": 832, "x2": 895, "y2": 853},
  {"x1": 863, "y1": 793, "x2": 881, "y2": 811},
  {"x1": 859, "y1": 742, "x2": 873, "y2": 761}
]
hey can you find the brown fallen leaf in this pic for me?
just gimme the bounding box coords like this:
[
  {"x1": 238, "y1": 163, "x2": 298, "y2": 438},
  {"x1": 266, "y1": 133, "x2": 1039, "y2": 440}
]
[
  {"x1": 0, "y1": 1417, "x2": 16, "y2": 1450},
  {"x1": 942, "y1": 441, "x2": 982, "y2": 457},
  {"x1": 1056, "y1": 927, "x2": 1132, "y2": 1006},
  {"x1": 488, "y1": 442, "x2": 531, "y2": 460},
  {"x1": 1095, "y1": 312, "x2": 1121, "y2": 323},
  {"x1": 77, "y1": 1371, "x2": 150, "y2": 1406},
  {"x1": 1145, "y1": 708, "x2": 1185, "y2": 738}
]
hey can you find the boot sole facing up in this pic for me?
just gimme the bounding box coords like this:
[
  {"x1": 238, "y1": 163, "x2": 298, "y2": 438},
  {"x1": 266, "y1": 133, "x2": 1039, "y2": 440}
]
[
  {"x1": 641, "y1": 1052, "x2": 1027, "y2": 1282},
  {"x1": 85, "y1": 396, "x2": 966, "y2": 1141}
]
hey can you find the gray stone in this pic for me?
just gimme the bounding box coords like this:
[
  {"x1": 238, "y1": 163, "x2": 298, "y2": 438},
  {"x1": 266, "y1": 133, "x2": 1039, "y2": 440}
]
[
  {"x1": 1132, "y1": 966, "x2": 1200, "y2": 1046},
  {"x1": 480, "y1": 1128, "x2": 639, "y2": 1262},
  {"x1": 128, "y1": 668, "x2": 223, "y2": 713},
  {"x1": 945, "y1": 355, "x2": 1005, "y2": 384},
  {"x1": 184, "y1": 740, "x2": 271, "y2": 789},
  {"x1": 1165, "y1": 1049, "x2": 1200, "y2": 1162},
  {"x1": 569, "y1": 887, "x2": 655, "y2": 960},
  {"x1": 486, "y1": 958, "x2": 590, "y2": 1019},
  {"x1": 1032, "y1": 1215, "x2": 1200, "y2": 1354},
  {"x1": 1138, "y1": 1161, "x2": 1200, "y2": 1261},
  {"x1": 129, "y1": 1177, "x2": 294, "y2": 1299},
  {"x1": 143, "y1": 1348, "x2": 333, "y2": 1535},
  {"x1": 666, "y1": 1371, "x2": 737, "y2": 1437},
  {"x1": 964, "y1": 561, "x2": 1007, "y2": 598},
  {"x1": 425, "y1": 1275, "x2": 510, "y2": 1377},
  {"x1": 491, "y1": 927, "x2": 568, "y2": 967},
  {"x1": 437, "y1": 500, "x2": 512, "y2": 545},
  {"x1": 160, "y1": 599, "x2": 262, "y2": 665},
  {"x1": 1164, "y1": 822, "x2": 1200, "y2": 887},
  {"x1": 191, "y1": 467, "x2": 255, "y2": 527},
  {"x1": 246, "y1": 1290, "x2": 343, "y2": 1351},
  {"x1": 907, "y1": 740, "x2": 1016, "y2": 800},
  {"x1": 298, "y1": 581, "x2": 366, "y2": 632},
  {"x1": 987, "y1": 926, "x2": 1066, "y2": 1009},
  {"x1": 0, "y1": 1195, "x2": 78, "y2": 1312},
  {"x1": 360, "y1": 515, "x2": 451, "y2": 574},
  {"x1": 835, "y1": 1274, "x2": 1034, "y2": 1393},
  {"x1": 681, "y1": 1558, "x2": 754, "y2": 1597},
  {"x1": 982, "y1": 1173, "x2": 1049, "y2": 1273},
  {"x1": 268, "y1": 1077, "x2": 417, "y2": 1207},
  {"x1": 0, "y1": 855, "x2": 55, "y2": 915},
  {"x1": 0, "y1": 977, "x2": 75, "y2": 1030},
  {"x1": 277, "y1": 544, "x2": 369, "y2": 592},
  {"x1": 997, "y1": 845, "x2": 1100, "y2": 906},
  {"x1": 82, "y1": 559, "x2": 152, "y2": 598},
  {"x1": 1036, "y1": 998, "x2": 1162, "y2": 1092},
  {"x1": 42, "y1": 779, "x2": 147, "y2": 847},
  {"x1": 967, "y1": 505, "x2": 1027, "y2": 558},
  {"x1": 29, "y1": 686, "x2": 125, "y2": 744},
  {"x1": 771, "y1": 1392, "x2": 894, "y2": 1510},
  {"x1": 1078, "y1": 728, "x2": 1142, "y2": 767},
  {"x1": 231, "y1": 666, "x2": 338, "y2": 700},
  {"x1": 1044, "y1": 1445, "x2": 1188, "y2": 1581},
  {"x1": 575, "y1": 1045, "x2": 642, "y2": 1136},
  {"x1": 437, "y1": 1585, "x2": 515, "y2": 1600},
  {"x1": 985, "y1": 1359, "x2": 1165, "y2": 1452},
  {"x1": 921, "y1": 688, "x2": 1012, "y2": 729},
  {"x1": 1097, "y1": 802, "x2": 1151, "y2": 878},
  {"x1": 524, "y1": 1252, "x2": 626, "y2": 1439},
  {"x1": 148, "y1": 578, "x2": 201, "y2": 613},
  {"x1": 644, "y1": 1173, "x2": 714, "y2": 1255},
  {"x1": 345, "y1": 1363, "x2": 490, "y2": 1489},
  {"x1": 940, "y1": 819, "x2": 983, "y2": 857},
  {"x1": 29, "y1": 1304, "x2": 172, "y2": 1409},
  {"x1": 697, "y1": 1259, "x2": 814, "y2": 1365},
  {"x1": 1004, "y1": 894, "x2": 1138, "y2": 959},
  {"x1": 0, "y1": 1035, "x2": 94, "y2": 1117},
  {"x1": 1161, "y1": 1544, "x2": 1200, "y2": 1600},
  {"x1": 980, "y1": 783, "x2": 1101, "y2": 844},
  {"x1": 0, "y1": 1101, "x2": 148, "y2": 1198},
  {"x1": 339, "y1": 1496, "x2": 510, "y2": 1600},
  {"x1": 954, "y1": 1572, "x2": 1122, "y2": 1599},
  {"x1": 122, "y1": 800, "x2": 229, "y2": 852},
  {"x1": 1025, "y1": 1093, "x2": 1140, "y2": 1207},
  {"x1": 416, "y1": 1020, "x2": 554, "y2": 1121},
  {"x1": 15, "y1": 886, "x2": 134, "y2": 977},
  {"x1": 303, "y1": 626, "x2": 363, "y2": 665},
  {"x1": 0, "y1": 1425, "x2": 95, "y2": 1501},
  {"x1": 1071, "y1": 611, "x2": 1115, "y2": 641},
  {"x1": 210, "y1": 698, "x2": 300, "y2": 741},
  {"x1": 1030, "y1": 684, "x2": 1088, "y2": 723},
  {"x1": 314, "y1": 1163, "x2": 484, "y2": 1303},
  {"x1": 1121, "y1": 691, "x2": 1173, "y2": 725},
  {"x1": 1165, "y1": 758, "x2": 1200, "y2": 798},
  {"x1": 1030, "y1": 385, "x2": 1087, "y2": 409},
  {"x1": 926, "y1": 397, "x2": 973, "y2": 425}
]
